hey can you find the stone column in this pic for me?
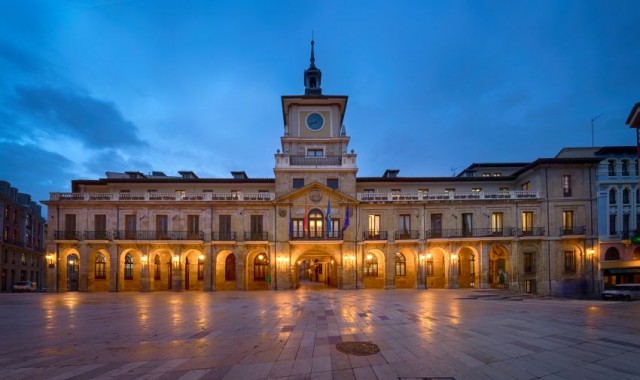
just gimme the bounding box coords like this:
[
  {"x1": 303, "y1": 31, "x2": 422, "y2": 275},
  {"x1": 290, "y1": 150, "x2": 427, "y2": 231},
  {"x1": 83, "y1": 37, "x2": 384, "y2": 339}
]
[
  {"x1": 108, "y1": 243, "x2": 118, "y2": 292},
  {"x1": 45, "y1": 244, "x2": 57, "y2": 292},
  {"x1": 417, "y1": 243, "x2": 426, "y2": 289},
  {"x1": 236, "y1": 245, "x2": 246, "y2": 290},
  {"x1": 78, "y1": 243, "x2": 90, "y2": 292},
  {"x1": 480, "y1": 244, "x2": 490, "y2": 289},
  {"x1": 385, "y1": 244, "x2": 396, "y2": 289},
  {"x1": 206, "y1": 244, "x2": 215, "y2": 292}
]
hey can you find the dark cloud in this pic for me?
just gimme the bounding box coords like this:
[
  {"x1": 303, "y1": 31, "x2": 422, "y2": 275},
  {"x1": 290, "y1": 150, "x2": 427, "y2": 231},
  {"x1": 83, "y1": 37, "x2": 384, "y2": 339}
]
[
  {"x1": 0, "y1": 39, "x2": 47, "y2": 74},
  {"x1": 12, "y1": 85, "x2": 146, "y2": 149},
  {"x1": 84, "y1": 148, "x2": 152, "y2": 176},
  {"x1": 0, "y1": 141, "x2": 76, "y2": 205}
]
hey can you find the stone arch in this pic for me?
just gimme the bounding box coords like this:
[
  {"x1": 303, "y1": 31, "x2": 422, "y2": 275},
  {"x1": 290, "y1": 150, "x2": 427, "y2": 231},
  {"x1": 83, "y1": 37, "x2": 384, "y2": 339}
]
[
  {"x1": 394, "y1": 247, "x2": 417, "y2": 289},
  {"x1": 58, "y1": 247, "x2": 80, "y2": 292},
  {"x1": 456, "y1": 246, "x2": 479, "y2": 288},
  {"x1": 293, "y1": 248, "x2": 339, "y2": 289},
  {"x1": 89, "y1": 248, "x2": 111, "y2": 292},
  {"x1": 425, "y1": 247, "x2": 447, "y2": 288},
  {"x1": 489, "y1": 245, "x2": 510, "y2": 288},
  {"x1": 246, "y1": 248, "x2": 270, "y2": 291},
  {"x1": 604, "y1": 247, "x2": 620, "y2": 261},
  {"x1": 149, "y1": 248, "x2": 173, "y2": 291},
  {"x1": 363, "y1": 248, "x2": 385, "y2": 289},
  {"x1": 119, "y1": 248, "x2": 142, "y2": 292},
  {"x1": 182, "y1": 248, "x2": 204, "y2": 291},
  {"x1": 215, "y1": 249, "x2": 237, "y2": 290}
]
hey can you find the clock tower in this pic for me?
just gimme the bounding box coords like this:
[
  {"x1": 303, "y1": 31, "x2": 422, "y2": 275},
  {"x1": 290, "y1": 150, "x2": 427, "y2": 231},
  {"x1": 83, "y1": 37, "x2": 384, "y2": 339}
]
[{"x1": 274, "y1": 39, "x2": 357, "y2": 197}]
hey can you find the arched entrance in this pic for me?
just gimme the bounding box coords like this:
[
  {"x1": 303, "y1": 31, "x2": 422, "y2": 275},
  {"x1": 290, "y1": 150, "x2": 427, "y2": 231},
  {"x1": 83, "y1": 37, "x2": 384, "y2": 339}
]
[
  {"x1": 425, "y1": 248, "x2": 446, "y2": 288},
  {"x1": 457, "y1": 247, "x2": 477, "y2": 288},
  {"x1": 363, "y1": 249, "x2": 385, "y2": 289},
  {"x1": 215, "y1": 250, "x2": 238, "y2": 290},
  {"x1": 293, "y1": 249, "x2": 337, "y2": 290},
  {"x1": 91, "y1": 249, "x2": 110, "y2": 292},
  {"x1": 67, "y1": 254, "x2": 79, "y2": 291},
  {"x1": 489, "y1": 245, "x2": 509, "y2": 288}
]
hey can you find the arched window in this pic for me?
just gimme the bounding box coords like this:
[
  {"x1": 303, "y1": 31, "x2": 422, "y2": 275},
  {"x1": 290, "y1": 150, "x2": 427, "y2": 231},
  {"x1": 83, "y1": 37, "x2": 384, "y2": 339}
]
[
  {"x1": 154, "y1": 255, "x2": 161, "y2": 280},
  {"x1": 395, "y1": 252, "x2": 406, "y2": 276},
  {"x1": 225, "y1": 254, "x2": 236, "y2": 281},
  {"x1": 609, "y1": 188, "x2": 617, "y2": 205},
  {"x1": 124, "y1": 254, "x2": 134, "y2": 280},
  {"x1": 197, "y1": 255, "x2": 204, "y2": 280},
  {"x1": 623, "y1": 188, "x2": 630, "y2": 204},
  {"x1": 308, "y1": 209, "x2": 324, "y2": 238},
  {"x1": 254, "y1": 253, "x2": 268, "y2": 281},
  {"x1": 364, "y1": 253, "x2": 378, "y2": 277},
  {"x1": 95, "y1": 253, "x2": 106, "y2": 279},
  {"x1": 426, "y1": 256, "x2": 434, "y2": 276},
  {"x1": 604, "y1": 247, "x2": 620, "y2": 261}
]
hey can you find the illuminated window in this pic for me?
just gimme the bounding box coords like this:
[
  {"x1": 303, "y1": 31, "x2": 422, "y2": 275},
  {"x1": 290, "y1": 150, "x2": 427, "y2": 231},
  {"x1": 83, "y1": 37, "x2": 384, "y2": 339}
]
[
  {"x1": 521, "y1": 182, "x2": 531, "y2": 191},
  {"x1": 562, "y1": 175, "x2": 571, "y2": 197},
  {"x1": 253, "y1": 254, "x2": 268, "y2": 281},
  {"x1": 562, "y1": 210, "x2": 574, "y2": 234},
  {"x1": 197, "y1": 256, "x2": 204, "y2": 280},
  {"x1": 95, "y1": 254, "x2": 106, "y2": 279},
  {"x1": 469, "y1": 254, "x2": 475, "y2": 275},
  {"x1": 124, "y1": 254, "x2": 134, "y2": 280},
  {"x1": 154, "y1": 255, "x2": 161, "y2": 280},
  {"x1": 564, "y1": 251, "x2": 576, "y2": 273},
  {"x1": 524, "y1": 252, "x2": 535, "y2": 274},
  {"x1": 225, "y1": 254, "x2": 236, "y2": 281},
  {"x1": 492, "y1": 212, "x2": 503, "y2": 233},
  {"x1": 395, "y1": 252, "x2": 406, "y2": 276},
  {"x1": 522, "y1": 212, "x2": 533, "y2": 234},
  {"x1": 364, "y1": 254, "x2": 378, "y2": 277}
]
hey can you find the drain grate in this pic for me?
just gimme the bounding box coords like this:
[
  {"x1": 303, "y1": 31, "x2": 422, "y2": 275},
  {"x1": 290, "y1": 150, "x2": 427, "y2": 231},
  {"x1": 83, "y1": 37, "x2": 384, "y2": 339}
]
[{"x1": 335, "y1": 341, "x2": 380, "y2": 356}]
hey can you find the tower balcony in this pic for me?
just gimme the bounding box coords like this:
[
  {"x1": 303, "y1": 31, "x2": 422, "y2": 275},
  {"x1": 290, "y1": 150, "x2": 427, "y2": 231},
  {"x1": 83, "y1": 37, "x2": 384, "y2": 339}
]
[{"x1": 275, "y1": 153, "x2": 357, "y2": 170}]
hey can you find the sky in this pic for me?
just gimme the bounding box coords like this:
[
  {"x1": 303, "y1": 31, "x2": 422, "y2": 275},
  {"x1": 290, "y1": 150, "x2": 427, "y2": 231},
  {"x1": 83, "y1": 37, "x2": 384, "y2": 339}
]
[{"x1": 1, "y1": 0, "x2": 639, "y2": 209}]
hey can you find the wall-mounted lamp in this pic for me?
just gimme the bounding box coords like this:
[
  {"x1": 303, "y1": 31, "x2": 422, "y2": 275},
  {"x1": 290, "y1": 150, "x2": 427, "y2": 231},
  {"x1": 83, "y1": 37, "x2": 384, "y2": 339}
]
[
  {"x1": 586, "y1": 248, "x2": 595, "y2": 256},
  {"x1": 172, "y1": 255, "x2": 179, "y2": 268},
  {"x1": 198, "y1": 254, "x2": 205, "y2": 261},
  {"x1": 366, "y1": 253, "x2": 373, "y2": 261},
  {"x1": 426, "y1": 253, "x2": 433, "y2": 260},
  {"x1": 451, "y1": 253, "x2": 458, "y2": 261},
  {"x1": 141, "y1": 254, "x2": 148, "y2": 269},
  {"x1": 419, "y1": 254, "x2": 426, "y2": 261},
  {"x1": 46, "y1": 253, "x2": 55, "y2": 268}
]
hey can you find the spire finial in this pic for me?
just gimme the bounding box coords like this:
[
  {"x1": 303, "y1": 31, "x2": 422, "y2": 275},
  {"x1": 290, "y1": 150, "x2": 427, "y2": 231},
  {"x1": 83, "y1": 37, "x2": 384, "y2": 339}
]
[{"x1": 310, "y1": 32, "x2": 316, "y2": 69}]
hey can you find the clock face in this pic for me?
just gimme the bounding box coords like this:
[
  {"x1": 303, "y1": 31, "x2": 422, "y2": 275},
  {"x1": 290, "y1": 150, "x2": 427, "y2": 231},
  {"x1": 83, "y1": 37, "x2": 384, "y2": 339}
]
[{"x1": 306, "y1": 112, "x2": 324, "y2": 131}]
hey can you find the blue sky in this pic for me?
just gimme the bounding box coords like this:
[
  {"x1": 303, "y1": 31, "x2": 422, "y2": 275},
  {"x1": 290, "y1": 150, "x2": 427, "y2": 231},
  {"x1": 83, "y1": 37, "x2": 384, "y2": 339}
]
[{"x1": 1, "y1": 0, "x2": 639, "y2": 207}]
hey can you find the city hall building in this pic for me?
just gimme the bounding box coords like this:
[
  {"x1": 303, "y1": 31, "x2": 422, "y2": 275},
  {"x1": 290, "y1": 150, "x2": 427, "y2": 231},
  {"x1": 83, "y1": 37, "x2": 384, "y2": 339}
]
[{"x1": 44, "y1": 43, "x2": 617, "y2": 296}]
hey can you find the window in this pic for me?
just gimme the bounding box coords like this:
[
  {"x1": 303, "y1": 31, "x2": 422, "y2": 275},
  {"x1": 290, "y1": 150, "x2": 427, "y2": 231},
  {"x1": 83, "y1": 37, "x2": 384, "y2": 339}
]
[
  {"x1": 309, "y1": 209, "x2": 324, "y2": 238},
  {"x1": 231, "y1": 190, "x2": 240, "y2": 200},
  {"x1": 156, "y1": 215, "x2": 168, "y2": 239},
  {"x1": 94, "y1": 214, "x2": 107, "y2": 239},
  {"x1": 564, "y1": 251, "x2": 576, "y2": 273},
  {"x1": 293, "y1": 178, "x2": 305, "y2": 189},
  {"x1": 609, "y1": 188, "x2": 617, "y2": 205},
  {"x1": 608, "y1": 160, "x2": 616, "y2": 176},
  {"x1": 609, "y1": 214, "x2": 617, "y2": 235},
  {"x1": 623, "y1": 214, "x2": 630, "y2": 236},
  {"x1": 523, "y1": 252, "x2": 535, "y2": 274},
  {"x1": 430, "y1": 214, "x2": 442, "y2": 238},
  {"x1": 604, "y1": 247, "x2": 620, "y2": 261},
  {"x1": 306, "y1": 148, "x2": 324, "y2": 157},
  {"x1": 95, "y1": 254, "x2": 106, "y2": 279},
  {"x1": 364, "y1": 253, "x2": 378, "y2": 277},
  {"x1": 124, "y1": 254, "x2": 134, "y2": 280},
  {"x1": 250, "y1": 215, "x2": 263, "y2": 240},
  {"x1": 522, "y1": 211, "x2": 533, "y2": 234},
  {"x1": 64, "y1": 214, "x2": 76, "y2": 239},
  {"x1": 491, "y1": 212, "x2": 503, "y2": 233},
  {"x1": 472, "y1": 188, "x2": 482, "y2": 193},
  {"x1": 562, "y1": 210, "x2": 574, "y2": 234},
  {"x1": 398, "y1": 214, "x2": 411, "y2": 236},
  {"x1": 219, "y1": 215, "x2": 232, "y2": 240},
  {"x1": 176, "y1": 189, "x2": 186, "y2": 199},
  {"x1": 482, "y1": 173, "x2": 491, "y2": 177},
  {"x1": 363, "y1": 189, "x2": 374, "y2": 193},
  {"x1": 125, "y1": 214, "x2": 137, "y2": 239},
  {"x1": 197, "y1": 256, "x2": 204, "y2": 280},
  {"x1": 21, "y1": 253, "x2": 26, "y2": 265},
  {"x1": 395, "y1": 253, "x2": 406, "y2": 276},
  {"x1": 622, "y1": 160, "x2": 630, "y2": 176},
  {"x1": 253, "y1": 254, "x2": 268, "y2": 281},
  {"x1": 154, "y1": 255, "x2": 161, "y2": 280},
  {"x1": 521, "y1": 182, "x2": 531, "y2": 191},
  {"x1": 462, "y1": 213, "x2": 473, "y2": 236},
  {"x1": 623, "y1": 188, "x2": 630, "y2": 205},
  {"x1": 469, "y1": 254, "x2": 475, "y2": 275},
  {"x1": 426, "y1": 257, "x2": 434, "y2": 276},
  {"x1": 492, "y1": 173, "x2": 502, "y2": 177},
  {"x1": 327, "y1": 178, "x2": 339, "y2": 189},
  {"x1": 329, "y1": 219, "x2": 340, "y2": 238},
  {"x1": 562, "y1": 175, "x2": 571, "y2": 197},
  {"x1": 225, "y1": 254, "x2": 236, "y2": 281},
  {"x1": 445, "y1": 188, "x2": 455, "y2": 193},
  {"x1": 291, "y1": 219, "x2": 304, "y2": 238},
  {"x1": 368, "y1": 214, "x2": 380, "y2": 239},
  {"x1": 499, "y1": 187, "x2": 509, "y2": 192},
  {"x1": 187, "y1": 215, "x2": 200, "y2": 239}
]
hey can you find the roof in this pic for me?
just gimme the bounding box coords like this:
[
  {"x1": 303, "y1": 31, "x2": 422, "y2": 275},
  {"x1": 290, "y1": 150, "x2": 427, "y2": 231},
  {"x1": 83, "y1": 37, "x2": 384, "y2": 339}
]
[
  {"x1": 626, "y1": 102, "x2": 640, "y2": 127},
  {"x1": 594, "y1": 146, "x2": 637, "y2": 155}
]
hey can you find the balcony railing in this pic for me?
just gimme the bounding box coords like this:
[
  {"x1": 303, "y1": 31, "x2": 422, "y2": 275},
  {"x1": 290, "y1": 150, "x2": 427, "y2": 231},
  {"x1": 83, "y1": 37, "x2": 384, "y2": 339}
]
[
  {"x1": 426, "y1": 228, "x2": 518, "y2": 239},
  {"x1": 244, "y1": 231, "x2": 269, "y2": 241},
  {"x1": 85, "y1": 231, "x2": 112, "y2": 240},
  {"x1": 394, "y1": 230, "x2": 420, "y2": 240},
  {"x1": 290, "y1": 230, "x2": 343, "y2": 240},
  {"x1": 358, "y1": 190, "x2": 539, "y2": 202},
  {"x1": 289, "y1": 155, "x2": 342, "y2": 166},
  {"x1": 54, "y1": 231, "x2": 82, "y2": 240},
  {"x1": 211, "y1": 231, "x2": 236, "y2": 241},
  {"x1": 50, "y1": 192, "x2": 275, "y2": 202},
  {"x1": 113, "y1": 230, "x2": 204, "y2": 240},
  {"x1": 362, "y1": 231, "x2": 388, "y2": 241},
  {"x1": 559, "y1": 226, "x2": 586, "y2": 236},
  {"x1": 516, "y1": 227, "x2": 545, "y2": 237}
]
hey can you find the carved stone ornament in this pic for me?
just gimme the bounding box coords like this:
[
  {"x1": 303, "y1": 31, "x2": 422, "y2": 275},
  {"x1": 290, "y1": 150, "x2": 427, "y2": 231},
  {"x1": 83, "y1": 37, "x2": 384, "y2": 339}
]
[
  {"x1": 278, "y1": 208, "x2": 287, "y2": 218},
  {"x1": 309, "y1": 189, "x2": 323, "y2": 203}
]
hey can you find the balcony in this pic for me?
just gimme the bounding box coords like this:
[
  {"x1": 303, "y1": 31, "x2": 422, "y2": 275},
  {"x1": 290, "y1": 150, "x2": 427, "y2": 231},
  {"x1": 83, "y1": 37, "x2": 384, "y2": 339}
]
[
  {"x1": 113, "y1": 230, "x2": 204, "y2": 240},
  {"x1": 289, "y1": 155, "x2": 342, "y2": 166},
  {"x1": 49, "y1": 192, "x2": 275, "y2": 202},
  {"x1": 211, "y1": 231, "x2": 236, "y2": 241},
  {"x1": 244, "y1": 231, "x2": 269, "y2": 241},
  {"x1": 516, "y1": 227, "x2": 545, "y2": 237},
  {"x1": 357, "y1": 190, "x2": 540, "y2": 202},
  {"x1": 290, "y1": 230, "x2": 343, "y2": 240},
  {"x1": 85, "y1": 231, "x2": 112, "y2": 240},
  {"x1": 425, "y1": 228, "x2": 518, "y2": 239},
  {"x1": 394, "y1": 230, "x2": 420, "y2": 240},
  {"x1": 559, "y1": 226, "x2": 586, "y2": 236},
  {"x1": 54, "y1": 231, "x2": 82, "y2": 240},
  {"x1": 362, "y1": 231, "x2": 388, "y2": 241}
]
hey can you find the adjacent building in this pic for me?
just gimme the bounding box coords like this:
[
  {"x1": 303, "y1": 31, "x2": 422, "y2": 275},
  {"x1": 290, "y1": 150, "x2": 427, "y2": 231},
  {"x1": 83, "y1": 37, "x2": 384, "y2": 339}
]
[
  {"x1": 44, "y1": 42, "x2": 622, "y2": 296},
  {"x1": 0, "y1": 181, "x2": 46, "y2": 291}
]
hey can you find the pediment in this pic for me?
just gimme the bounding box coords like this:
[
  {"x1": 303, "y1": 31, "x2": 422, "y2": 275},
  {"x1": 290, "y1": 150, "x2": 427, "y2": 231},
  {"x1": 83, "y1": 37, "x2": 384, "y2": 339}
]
[{"x1": 275, "y1": 181, "x2": 356, "y2": 206}]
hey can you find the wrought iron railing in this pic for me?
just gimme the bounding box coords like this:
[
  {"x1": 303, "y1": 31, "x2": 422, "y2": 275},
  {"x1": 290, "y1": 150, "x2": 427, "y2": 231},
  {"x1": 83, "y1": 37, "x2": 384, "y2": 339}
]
[
  {"x1": 290, "y1": 230, "x2": 343, "y2": 240},
  {"x1": 516, "y1": 227, "x2": 545, "y2": 237},
  {"x1": 394, "y1": 230, "x2": 420, "y2": 240},
  {"x1": 358, "y1": 190, "x2": 540, "y2": 202},
  {"x1": 54, "y1": 231, "x2": 82, "y2": 240},
  {"x1": 113, "y1": 230, "x2": 204, "y2": 240},
  {"x1": 244, "y1": 231, "x2": 269, "y2": 241},
  {"x1": 362, "y1": 231, "x2": 388, "y2": 241},
  {"x1": 50, "y1": 192, "x2": 275, "y2": 202},
  {"x1": 211, "y1": 231, "x2": 236, "y2": 241},
  {"x1": 559, "y1": 226, "x2": 586, "y2": 236},
  {"x1": 85, "y1": 231, "x2": 111, "y2": 240}
]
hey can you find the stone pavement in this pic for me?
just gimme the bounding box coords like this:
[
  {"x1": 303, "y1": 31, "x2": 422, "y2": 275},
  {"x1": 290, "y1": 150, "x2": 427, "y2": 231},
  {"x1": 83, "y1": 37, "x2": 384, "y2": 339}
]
[{"x1": 1, "y1": 286, "x2": 640, "y2": 380}]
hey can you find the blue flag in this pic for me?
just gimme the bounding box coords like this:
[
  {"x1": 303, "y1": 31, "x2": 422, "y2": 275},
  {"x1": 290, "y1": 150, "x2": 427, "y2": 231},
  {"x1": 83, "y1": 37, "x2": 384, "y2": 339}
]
[
  {"x1": 326, "y1": 199, "x2": 332, "y2": 235},
  {"x1": 342, "y1": 204, "x2": 350, "y2": 232}
]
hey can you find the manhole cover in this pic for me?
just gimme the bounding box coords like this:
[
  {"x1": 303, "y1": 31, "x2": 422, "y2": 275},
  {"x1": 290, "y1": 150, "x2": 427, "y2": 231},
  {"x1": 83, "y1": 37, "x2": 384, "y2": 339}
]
[{"x1": 335, "y1": 341, "x2": 380, "y2": 356}]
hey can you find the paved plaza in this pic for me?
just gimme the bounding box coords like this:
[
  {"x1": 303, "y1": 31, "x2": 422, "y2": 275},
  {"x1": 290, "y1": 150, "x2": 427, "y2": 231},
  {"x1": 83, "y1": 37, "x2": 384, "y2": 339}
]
[{"x1": 1, "y1": 286, "x2": 640, "y2": 380}]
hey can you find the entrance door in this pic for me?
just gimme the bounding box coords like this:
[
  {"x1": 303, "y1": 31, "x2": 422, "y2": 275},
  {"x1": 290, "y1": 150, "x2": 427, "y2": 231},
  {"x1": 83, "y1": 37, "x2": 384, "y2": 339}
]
[
  {"x1": 309, "y1": 209, "x2": 324, "y2": 238},
  {"x1": 67, "y1": 254, "x2": 79, "y2": 291}
]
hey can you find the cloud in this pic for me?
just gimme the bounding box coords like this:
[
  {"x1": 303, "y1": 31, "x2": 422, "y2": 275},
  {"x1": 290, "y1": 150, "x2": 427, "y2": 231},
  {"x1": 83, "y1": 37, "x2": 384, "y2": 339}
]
[{"x1": 12, "y1": 84, "x2": 146, "y2": 149}]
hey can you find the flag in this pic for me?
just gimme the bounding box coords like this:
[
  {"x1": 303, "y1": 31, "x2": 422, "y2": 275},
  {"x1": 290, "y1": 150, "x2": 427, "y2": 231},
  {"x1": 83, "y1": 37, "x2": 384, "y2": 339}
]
[
  {"x1": 326, "y1": 199, "x2": 332, "y2": 235},
  {"x1": 342, "y1": 204, "x2": 350, "y2": 232}
]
